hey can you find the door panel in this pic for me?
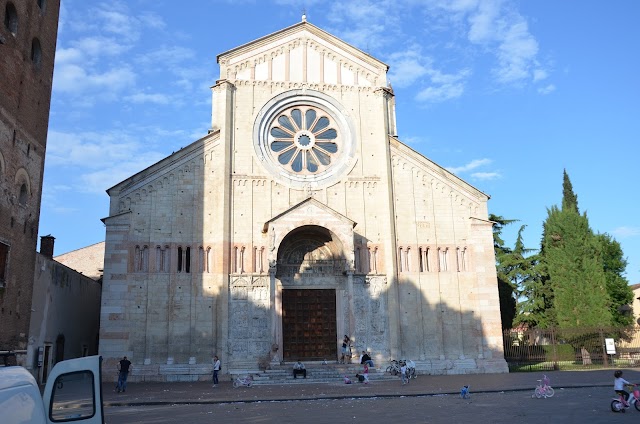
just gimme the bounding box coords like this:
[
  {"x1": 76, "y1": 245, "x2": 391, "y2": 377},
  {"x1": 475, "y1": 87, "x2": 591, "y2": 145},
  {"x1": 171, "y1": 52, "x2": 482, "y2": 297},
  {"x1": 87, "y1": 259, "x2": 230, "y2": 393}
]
[{"x1": 282, "y1": 289, "x2": 337, "y2": 360}]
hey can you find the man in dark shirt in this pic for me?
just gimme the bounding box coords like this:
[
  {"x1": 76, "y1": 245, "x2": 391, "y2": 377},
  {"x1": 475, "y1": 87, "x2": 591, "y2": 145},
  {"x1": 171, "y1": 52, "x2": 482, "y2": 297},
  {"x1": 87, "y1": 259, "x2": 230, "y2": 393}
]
[
  {"x1": 117, "y1": 356, "x2": 132, "y2": 393},
  {"x1": 360, "y1": 351, "x2": 374, "y2": 367}
]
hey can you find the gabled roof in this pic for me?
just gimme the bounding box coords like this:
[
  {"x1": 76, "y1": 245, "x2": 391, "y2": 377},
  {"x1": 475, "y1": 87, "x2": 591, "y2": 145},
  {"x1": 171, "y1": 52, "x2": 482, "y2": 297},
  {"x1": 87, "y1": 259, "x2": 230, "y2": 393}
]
[
  {"x1": 217, "y1": 20, "x2": 388, "y2": 72},
  {"x1": 262, "y1": 197, "x2": 356, "y2": 233}
]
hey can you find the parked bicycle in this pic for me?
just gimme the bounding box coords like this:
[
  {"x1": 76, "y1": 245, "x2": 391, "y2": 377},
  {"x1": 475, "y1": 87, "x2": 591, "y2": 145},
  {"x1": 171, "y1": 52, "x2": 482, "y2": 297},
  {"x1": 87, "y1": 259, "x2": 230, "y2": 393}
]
[
  {"x1": 385, "y1": 359, "x2": 417, "y2": 379},
  {"x1": 611, "y1": 384, "x2": 640, "y2": 413},
  {"x1": 532, "y1": 375, "x2": 554, "y2": 398},
  {"x1": 233, "y1": 375, "x2": 253, "y2": 388}
]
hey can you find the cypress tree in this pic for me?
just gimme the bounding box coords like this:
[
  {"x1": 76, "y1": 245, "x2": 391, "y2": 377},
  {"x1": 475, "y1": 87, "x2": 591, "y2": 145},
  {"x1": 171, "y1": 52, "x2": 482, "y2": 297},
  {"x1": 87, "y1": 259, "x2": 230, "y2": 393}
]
[{"x1": 540, "y1": 171, "x2": 611, "y2": 328}]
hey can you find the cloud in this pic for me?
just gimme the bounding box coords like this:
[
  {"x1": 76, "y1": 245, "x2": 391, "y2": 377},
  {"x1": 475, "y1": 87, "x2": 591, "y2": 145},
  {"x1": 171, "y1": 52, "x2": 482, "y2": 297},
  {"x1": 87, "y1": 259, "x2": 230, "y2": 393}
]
[
  {"x1": 53, "y1": 64, "x2": 136, "y2": 95},
  {"x1": 445, "y1": 158, "x2": 492, "y2": 174},
  {"x1": 537, "y1": 84, "x2": 556, "y2": 95},
  {"x1": 612, "y1": 227, "x2": 640, "y2": 238},
  {"x1": 471, "y1": 171, "x2": 501, "y2": 180},
  {"x1": 124, "y1": 92, "x2": 171, "y2": 105}
]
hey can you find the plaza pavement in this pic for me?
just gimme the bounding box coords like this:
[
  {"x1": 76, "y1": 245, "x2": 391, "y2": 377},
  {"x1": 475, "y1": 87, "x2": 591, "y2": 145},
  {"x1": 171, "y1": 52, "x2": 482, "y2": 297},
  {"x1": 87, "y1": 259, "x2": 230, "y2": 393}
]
[{"x1": 103, "y1": 368, "x2": 640, "y2": 407}]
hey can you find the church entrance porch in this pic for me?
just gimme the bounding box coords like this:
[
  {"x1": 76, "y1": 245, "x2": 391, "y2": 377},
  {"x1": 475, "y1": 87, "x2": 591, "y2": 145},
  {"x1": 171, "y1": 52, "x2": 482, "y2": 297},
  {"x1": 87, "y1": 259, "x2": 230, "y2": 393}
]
[{"x1": 282, "y1": 289, "x2": 337, "y2": 361}]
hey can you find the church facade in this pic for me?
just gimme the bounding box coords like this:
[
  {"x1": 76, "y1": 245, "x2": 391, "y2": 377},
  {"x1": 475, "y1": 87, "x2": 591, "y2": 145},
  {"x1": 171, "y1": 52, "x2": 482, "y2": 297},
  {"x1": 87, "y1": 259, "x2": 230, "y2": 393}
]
[{"x1": 100, "y1": 19, "x2": 508, "y2": 380}]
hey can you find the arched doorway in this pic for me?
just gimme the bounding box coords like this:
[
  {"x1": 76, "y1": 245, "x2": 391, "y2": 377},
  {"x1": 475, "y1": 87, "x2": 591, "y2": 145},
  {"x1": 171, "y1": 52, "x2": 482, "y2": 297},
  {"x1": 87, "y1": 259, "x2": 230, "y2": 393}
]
[{"x1": 277, "y1": 226, "x2": 347, "y2": 361}]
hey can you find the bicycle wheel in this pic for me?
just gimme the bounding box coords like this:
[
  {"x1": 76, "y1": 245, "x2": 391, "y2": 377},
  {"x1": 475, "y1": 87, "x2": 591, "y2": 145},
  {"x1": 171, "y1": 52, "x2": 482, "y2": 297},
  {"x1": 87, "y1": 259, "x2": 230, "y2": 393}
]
[
  {"x1": 544, "y1": 387, "x2": 554, "y2": 398},
  {"x1": 534, "y1": 387, "x2": 543, "y2": 399},
  {"x1": 634, "y1": 400, "x2": 640, "y2": 412},
  {"x1": 611, "y1": 400, "x2": 624, "y2": 412},
  {"x1": 233, "y1": 379, "x2": 240, "y2": 388}
]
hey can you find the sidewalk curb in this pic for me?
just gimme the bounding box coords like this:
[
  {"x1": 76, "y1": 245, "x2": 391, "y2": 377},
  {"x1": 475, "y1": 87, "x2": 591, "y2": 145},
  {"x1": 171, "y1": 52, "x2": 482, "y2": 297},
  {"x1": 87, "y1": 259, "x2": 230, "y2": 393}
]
[{"x1": 103, "y1": 383, "x2": 610, "y2": 407}]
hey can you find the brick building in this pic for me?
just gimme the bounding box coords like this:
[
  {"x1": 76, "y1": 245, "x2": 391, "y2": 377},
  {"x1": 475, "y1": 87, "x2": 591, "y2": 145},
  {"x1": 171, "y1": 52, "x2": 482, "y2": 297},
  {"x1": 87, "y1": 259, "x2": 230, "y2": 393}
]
[
  {"x1": 0, "y1": 0, "x2": 61, "y2": 353},
  {"x1": 100, "y1": 18, "x2": 508, "y2": 381}
]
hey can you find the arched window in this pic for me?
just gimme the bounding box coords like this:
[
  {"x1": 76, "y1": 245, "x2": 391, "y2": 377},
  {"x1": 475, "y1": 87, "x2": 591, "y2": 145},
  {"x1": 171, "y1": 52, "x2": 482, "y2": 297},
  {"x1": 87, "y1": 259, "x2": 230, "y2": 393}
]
[
  {"x1": 18, "y1": 183, "x2": 28, "y2": 205},
  {"x1": 4, "y1": 3, "x2": 18, "y2": 36},
  {"x1": 31, "y1": 38, "x2": 42, "y2": 68},
  {"x1": 37, "y1": 0, "x2": 47, "y2": 12}
]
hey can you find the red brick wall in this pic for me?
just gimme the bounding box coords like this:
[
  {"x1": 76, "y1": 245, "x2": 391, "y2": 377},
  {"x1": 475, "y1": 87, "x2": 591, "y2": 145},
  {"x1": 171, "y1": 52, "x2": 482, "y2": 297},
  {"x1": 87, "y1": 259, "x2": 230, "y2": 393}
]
[{"x1": 0, "y1": 0, "x2": 61, "y2": 350}]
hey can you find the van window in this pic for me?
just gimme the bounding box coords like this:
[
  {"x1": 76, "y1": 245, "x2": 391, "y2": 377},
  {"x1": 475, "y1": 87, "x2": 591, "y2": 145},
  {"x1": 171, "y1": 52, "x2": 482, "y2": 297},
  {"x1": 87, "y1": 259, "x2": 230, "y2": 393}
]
[{"x1": 49, "y1": 370, "x2": 96, "y2": 421}]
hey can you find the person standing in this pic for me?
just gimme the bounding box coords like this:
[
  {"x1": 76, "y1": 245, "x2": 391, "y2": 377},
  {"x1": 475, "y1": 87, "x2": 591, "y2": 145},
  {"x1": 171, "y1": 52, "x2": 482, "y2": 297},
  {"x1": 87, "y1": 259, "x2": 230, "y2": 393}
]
[
  {"x1": 363, "y1": 363, "x2": 370, "y2": 384},
  {"x1": 400, "y1": 363, "x2": 408, "y2": 385},
  {"x1": 293, "y1": 360, "x2": 306, "y2": 379},
  {"x1": 212, "y1": 355, "x2": 221, "y2": 387},
  {"x1": 116, "y1": 356, "x2": 132, "y2": 393},
  {"x1": 340, "y1": 335, "x2": 351, "y2": 364}
]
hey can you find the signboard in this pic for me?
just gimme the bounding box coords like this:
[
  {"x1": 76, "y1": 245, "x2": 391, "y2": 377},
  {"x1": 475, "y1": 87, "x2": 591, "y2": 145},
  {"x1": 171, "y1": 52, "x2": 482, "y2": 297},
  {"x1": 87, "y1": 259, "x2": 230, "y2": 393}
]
[{"x1": 605, "y1": 338, "x2": 616, "y2": 355}]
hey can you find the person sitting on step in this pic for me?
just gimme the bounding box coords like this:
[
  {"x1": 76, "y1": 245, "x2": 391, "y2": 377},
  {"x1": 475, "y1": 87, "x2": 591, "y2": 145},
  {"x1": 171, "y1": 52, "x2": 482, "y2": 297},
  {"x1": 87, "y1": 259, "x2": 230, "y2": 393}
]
[{"x1": 293, "y1": 360, "x2": 306, "y2": 379}]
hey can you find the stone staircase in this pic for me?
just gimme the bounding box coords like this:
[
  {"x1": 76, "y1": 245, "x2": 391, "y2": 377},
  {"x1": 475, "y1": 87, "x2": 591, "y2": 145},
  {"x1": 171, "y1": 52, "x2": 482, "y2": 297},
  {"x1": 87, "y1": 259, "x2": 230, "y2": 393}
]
[{"x1": 229, "y1": 362, "x2": 401, "y2": 385}]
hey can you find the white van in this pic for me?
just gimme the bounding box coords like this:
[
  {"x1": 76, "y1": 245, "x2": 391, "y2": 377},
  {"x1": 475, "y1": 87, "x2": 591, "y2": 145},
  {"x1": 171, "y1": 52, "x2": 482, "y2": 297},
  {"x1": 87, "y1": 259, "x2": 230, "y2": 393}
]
[{"x1": 0, "y1": 355, "x2": 103, "y2": 424}]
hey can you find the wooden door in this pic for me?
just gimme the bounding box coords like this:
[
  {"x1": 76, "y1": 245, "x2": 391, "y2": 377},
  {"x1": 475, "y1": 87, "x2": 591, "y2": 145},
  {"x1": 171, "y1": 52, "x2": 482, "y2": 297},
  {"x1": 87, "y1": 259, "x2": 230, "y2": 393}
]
[{"x1": 282, "y1": 289, "x2": 337, "y2": 360}]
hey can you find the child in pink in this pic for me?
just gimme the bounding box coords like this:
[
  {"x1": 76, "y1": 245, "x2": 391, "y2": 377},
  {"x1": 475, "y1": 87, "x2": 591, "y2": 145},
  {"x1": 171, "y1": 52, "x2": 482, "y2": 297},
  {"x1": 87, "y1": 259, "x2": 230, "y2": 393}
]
[{"x1": 363, "y1": 364, "x2": 369, "y2": 384}]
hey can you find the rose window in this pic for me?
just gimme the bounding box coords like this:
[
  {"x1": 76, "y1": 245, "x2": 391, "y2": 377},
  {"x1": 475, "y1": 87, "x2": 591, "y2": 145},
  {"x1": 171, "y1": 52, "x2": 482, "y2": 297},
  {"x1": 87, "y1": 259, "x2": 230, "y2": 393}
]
[{"x1": 268, "y1": 107, "x2": 339, "y2": 174}]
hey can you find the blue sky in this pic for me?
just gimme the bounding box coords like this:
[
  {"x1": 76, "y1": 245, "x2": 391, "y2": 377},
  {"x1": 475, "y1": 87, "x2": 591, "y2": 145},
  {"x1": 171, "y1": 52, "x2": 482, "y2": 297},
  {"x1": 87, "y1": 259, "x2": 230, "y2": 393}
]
[{"x1": 41, "y1": 0, "x2": 640, "y2": 284}]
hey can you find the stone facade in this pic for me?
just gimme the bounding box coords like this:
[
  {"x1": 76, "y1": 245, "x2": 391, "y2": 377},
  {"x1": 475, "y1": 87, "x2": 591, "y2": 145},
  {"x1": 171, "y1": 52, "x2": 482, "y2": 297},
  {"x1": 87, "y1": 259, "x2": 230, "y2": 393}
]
[
  {"x1": 100, "y1": 19, "x2": 508, "y2": 381},
  {"x1": 0, "y1": 0, "x2": 61, "y2": 353},
  {"x1": 26, "y1": 251, "x2": 102, "y2": 383}
]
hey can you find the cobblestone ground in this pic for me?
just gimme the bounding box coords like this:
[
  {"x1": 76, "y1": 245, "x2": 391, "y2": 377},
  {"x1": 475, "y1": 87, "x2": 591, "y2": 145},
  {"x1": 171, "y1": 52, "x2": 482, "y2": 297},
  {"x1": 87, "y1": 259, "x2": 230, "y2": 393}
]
[{"x1": 105, "y1": 386, "x2": 637, "y2": 424}]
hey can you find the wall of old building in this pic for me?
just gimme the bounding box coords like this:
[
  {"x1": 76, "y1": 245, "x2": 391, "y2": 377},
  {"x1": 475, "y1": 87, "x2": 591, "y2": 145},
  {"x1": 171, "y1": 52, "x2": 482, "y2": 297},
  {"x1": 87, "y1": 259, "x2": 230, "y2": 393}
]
[
  {"x1": 0, "y1": 0, "x2": 61, "y2": 355},
  {"x1": 25, "y1": 253, "x2": 102, "y2": 382}
]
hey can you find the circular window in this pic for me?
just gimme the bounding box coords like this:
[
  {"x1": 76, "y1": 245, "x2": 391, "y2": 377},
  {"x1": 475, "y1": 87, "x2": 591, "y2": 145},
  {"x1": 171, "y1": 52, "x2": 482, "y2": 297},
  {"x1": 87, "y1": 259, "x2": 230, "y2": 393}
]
[
  {"x1": 254, "y1": 90, "x2": 356, "y2": 188},
  {"x1": 269, "y1": 106, "x2": 340, "y2": 175}
]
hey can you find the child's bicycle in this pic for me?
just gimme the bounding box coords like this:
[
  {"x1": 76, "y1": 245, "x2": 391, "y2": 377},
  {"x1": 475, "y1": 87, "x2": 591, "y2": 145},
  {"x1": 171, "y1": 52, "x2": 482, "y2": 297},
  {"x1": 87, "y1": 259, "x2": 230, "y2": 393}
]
[
  {"x1": 611, "y1": 384, "x2": 640, "y2": 412},
  {"x1": 233, "y1": 375, "x2": 253, "y2": 388},
  {"x1": 532, "y1": 375, "x2": 554, "y2": 398}
]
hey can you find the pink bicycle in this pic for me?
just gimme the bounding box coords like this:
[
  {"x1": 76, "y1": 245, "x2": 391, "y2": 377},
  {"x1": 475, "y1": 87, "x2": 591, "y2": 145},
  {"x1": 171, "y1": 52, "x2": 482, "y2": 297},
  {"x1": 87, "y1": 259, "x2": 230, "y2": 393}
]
[{"x1": 611, "y1": 384, "x2": 640, "y2": 413}]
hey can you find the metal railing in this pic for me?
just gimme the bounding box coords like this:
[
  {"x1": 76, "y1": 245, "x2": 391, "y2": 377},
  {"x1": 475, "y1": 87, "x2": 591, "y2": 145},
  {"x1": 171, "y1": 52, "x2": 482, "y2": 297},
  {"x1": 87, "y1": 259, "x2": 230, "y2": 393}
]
[{"x1": 503, "y1": 326, "x2": 640, "y2": 372}]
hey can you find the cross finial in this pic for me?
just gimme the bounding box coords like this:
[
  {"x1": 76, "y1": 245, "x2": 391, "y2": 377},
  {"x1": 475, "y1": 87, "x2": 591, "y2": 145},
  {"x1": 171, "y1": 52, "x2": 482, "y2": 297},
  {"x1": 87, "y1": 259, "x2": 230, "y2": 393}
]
[{"x1": 302, "y1": 8, "x2": 307, "y2": 22}]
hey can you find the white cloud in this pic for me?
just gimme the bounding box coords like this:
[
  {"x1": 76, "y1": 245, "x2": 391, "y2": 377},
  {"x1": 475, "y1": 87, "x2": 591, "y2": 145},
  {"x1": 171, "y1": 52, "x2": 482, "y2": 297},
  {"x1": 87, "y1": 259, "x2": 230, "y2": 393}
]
[
  {"x1": 53, "y1": 64, "x2": 136, "y2": 95},
  {"x1": 415, "y1": 68, "x2": 471, "y2": 103},
  {"x1": 471, "y1": 171, "x2": 501, "y2": 180},
  {"x1": 533, "y1": 69, "x2": 548, "y2": 82},
  {"x1": 446, "y1": 158, "x2": 492, "y2": 174},
  {"x1": 124, "y1": 92, "x2": 171, "y2": 105},
  {"x1": 612, "y1": 227, "x2": 640, "y2": 238},
  {"x1": 537, "y1": 84, "x2": 556, "y2": 95}
]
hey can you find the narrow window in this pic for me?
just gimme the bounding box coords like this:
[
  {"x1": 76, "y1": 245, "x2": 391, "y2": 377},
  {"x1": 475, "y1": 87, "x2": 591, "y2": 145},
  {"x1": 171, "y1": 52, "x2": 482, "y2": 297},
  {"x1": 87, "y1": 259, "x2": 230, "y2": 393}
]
[
  {"x1": 233, "y1": 247, "x2": 238, "y2": 273},
  {"x1": 37, "y1": 0, "x2": 47, "y2": 12},
  {"x1": 438, "y1": 248, "x2": 448, "y2": 272},
  {"x1": 0, "y1": 242, "x2": 9, "y2": 287},
  {"x1": 134, "y1": 246, "x2": 141, "y2": 271},
  {"x1": 156, "y1": 246, "x2": 162, "y2": 272},
  {"x1": 419, "y1": 247, "x2": 424, "y2": 272},
  {"x1": 185, "y1": 247, "x2": 191, "y2": 273},
  {"x1": 406, "y1": 247, "x2": 411, "y2": 272},
  {"x1": 456, "y1": 247, "x2": 461, "y2": 272},
  {"x1": 461, "y1": 248, "x2": 468, "y2": 272},
  {"x1": 253, "y1": 247, "x2": 258, "y2": 273},
  {"x1": 31, "y1": 38, "x2": 42, "y2": 68},
  {"x1": 177, "y1": 247, "x2": 183, "y2": 272},
  {"x1": 199, "y1": 247, "x2": 205, "y2": 272},
  {"x1": 19, "y1": 183, "x2": 28, "y2": 205},
  {"x1": 163, "y1": 246, "x2": 170, "y2": 272},
  {"x1": 355, "y1": 247, "x2": 361, "y2": 272},
  {"x1": 4, "y1": 3, "x2": 18, "y2": 36},
  {"x1": 206, "y1": 247, "x2": 211, "y2": 273}
]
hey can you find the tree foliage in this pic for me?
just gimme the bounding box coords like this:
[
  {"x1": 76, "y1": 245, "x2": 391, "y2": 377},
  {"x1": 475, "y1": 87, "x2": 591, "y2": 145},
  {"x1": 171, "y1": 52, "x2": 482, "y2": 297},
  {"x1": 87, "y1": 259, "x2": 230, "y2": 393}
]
[{"x1": 494, "y1": 169, "x2": 632, "y2": 330}]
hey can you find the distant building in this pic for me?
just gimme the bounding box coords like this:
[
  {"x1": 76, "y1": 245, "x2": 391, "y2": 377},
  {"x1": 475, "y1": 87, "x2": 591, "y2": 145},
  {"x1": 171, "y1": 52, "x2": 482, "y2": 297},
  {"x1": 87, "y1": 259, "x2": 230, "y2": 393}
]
[
  {"x1": 25, "y1": 236, "x2": 102, "y2": 383},
  {"x1": 100, "y1": 18, "x2": 507, "y2": 381},
  {"x1": 54, "y1": 241, "x2": 105, "y2": 282},
  {"x1": 0, "y1": 0, "x2": 61, "y2": 354}
]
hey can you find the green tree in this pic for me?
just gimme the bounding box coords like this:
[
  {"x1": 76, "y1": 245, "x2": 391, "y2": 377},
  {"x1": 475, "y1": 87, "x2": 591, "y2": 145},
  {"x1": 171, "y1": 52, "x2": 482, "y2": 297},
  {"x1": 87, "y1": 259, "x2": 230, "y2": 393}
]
[
  {"x1": 539, "y1": 170, "x2": 611, "y2": 328},
  {"x1": 490, "y1": 215, "x2": 540, "y2": 329},
  {"x1": 490, "y1": 214, "x2": 517, "y2": 330},
  {"x1": 596, "y1": 233, "x2": 633, "y2": 326}
]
